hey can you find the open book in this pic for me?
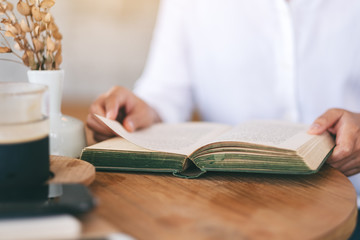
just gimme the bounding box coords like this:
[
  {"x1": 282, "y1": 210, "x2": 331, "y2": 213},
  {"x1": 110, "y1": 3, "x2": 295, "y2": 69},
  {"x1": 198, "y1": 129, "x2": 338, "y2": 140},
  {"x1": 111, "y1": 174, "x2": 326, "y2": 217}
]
[{"x1": 80, "y1": 115, "x2": 335, "y2": 178}]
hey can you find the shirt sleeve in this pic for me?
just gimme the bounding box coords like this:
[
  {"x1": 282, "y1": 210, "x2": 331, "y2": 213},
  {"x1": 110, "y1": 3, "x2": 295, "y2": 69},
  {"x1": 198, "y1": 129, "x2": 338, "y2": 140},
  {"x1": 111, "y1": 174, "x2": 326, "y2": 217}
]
[{"x1": 133, "y1": 0, "x2": 194, "y2": 123}]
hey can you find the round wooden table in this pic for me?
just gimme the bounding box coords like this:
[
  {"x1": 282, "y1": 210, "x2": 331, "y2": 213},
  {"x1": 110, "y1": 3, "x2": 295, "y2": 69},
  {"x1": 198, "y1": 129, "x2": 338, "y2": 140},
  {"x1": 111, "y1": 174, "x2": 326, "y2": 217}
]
[{"x1": 78, "y1": 164, "x2": 357, "y2": 240}]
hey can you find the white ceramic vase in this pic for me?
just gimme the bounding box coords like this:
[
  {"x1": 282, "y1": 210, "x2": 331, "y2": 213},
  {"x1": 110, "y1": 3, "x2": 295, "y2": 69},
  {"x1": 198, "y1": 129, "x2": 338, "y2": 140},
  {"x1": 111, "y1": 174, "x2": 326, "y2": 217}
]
[{"x1": 27, "y1": 70, "x2": 87, "y2": 158}]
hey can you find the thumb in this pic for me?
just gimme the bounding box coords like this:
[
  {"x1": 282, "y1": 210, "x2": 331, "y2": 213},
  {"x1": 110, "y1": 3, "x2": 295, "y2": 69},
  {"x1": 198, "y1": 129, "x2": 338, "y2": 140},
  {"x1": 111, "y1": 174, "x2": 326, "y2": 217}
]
[{"x1": 308, "y1": 108, "x2": 343, "y2": 135}]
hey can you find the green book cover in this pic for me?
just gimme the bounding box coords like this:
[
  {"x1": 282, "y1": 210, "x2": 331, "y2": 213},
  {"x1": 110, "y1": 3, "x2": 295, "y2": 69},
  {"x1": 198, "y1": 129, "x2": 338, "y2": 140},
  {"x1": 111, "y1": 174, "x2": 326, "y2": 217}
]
[{"x1": 80, "y1": 115, "x2": 335, "y2": 178}]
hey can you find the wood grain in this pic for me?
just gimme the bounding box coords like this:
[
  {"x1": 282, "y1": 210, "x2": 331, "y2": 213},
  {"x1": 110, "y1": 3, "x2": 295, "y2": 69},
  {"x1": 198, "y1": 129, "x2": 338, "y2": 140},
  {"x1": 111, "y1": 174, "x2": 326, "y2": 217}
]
[
  {"x1": 61, "y1": 103, "x2": 357, "y2": 239},
  {"x1": 82, "y1": 164, "x2": 357, "y2": 240},
  {"x1": 48, "y1": 155, "x2": 95, "y2": 186}
]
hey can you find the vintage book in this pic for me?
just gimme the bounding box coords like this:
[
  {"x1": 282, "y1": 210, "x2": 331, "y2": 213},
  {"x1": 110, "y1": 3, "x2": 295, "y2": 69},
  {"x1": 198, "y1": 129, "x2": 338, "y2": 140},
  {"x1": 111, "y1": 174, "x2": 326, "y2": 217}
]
[{"x1": 80, "y1": 115, "x2": 335, "y2": 178}]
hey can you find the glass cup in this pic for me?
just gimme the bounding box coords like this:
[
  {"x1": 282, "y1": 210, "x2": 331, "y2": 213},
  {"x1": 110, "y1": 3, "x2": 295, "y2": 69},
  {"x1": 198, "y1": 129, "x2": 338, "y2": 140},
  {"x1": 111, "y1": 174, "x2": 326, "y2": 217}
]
[{"x1": 0, "y1": 82, "x2": 50, "y2": 187}]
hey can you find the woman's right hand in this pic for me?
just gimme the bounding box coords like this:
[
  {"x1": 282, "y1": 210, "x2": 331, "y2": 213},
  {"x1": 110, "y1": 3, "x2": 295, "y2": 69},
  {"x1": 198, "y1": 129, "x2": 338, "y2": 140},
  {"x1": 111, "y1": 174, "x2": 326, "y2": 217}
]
[{"x1": 87, "y1": 86, "x2": 161, "y2": 142}]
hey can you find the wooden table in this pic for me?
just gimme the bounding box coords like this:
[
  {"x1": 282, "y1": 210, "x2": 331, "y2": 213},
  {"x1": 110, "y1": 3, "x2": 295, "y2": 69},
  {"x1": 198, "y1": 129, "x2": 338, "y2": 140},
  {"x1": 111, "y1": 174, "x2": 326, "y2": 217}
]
[
  {"x1": 62, "y1": 103, "x2": 357, "y2": 239},
  {"x1": 78, "y1": 165, "x2": 357, "y2": 240}
]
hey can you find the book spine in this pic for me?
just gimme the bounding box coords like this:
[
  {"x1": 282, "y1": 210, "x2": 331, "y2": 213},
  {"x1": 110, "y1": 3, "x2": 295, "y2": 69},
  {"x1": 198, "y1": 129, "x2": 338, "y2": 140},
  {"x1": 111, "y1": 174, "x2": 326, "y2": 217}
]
[{"x1": 173, "y1": 158, "x2": 207, "y2": 178}]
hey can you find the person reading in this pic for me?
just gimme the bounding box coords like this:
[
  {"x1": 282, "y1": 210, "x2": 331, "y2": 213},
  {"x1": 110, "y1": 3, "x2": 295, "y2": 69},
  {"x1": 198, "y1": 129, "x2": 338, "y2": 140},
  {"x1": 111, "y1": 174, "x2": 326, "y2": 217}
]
[{"x1": 86, "y1": 0, "x2": 360, "y2": 238}]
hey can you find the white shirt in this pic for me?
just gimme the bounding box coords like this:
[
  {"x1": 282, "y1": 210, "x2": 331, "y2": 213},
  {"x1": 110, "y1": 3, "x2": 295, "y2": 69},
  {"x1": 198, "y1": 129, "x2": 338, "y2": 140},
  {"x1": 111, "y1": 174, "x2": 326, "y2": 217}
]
[{"x1": 134, "y1": 0, "x2": 360, "y2": 194}]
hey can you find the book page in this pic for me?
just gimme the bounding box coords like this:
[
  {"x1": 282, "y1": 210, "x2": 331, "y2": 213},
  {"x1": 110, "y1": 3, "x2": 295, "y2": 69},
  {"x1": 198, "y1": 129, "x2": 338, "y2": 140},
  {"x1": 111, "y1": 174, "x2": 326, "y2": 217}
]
[
  {"x1": 212, "y1": 120, "x2": 313, "y2": 150},
  {"x1": 86, "y1": 137, "x2": 154, "y2": 152},
  {"x1": 95, "y1": 115, "x2": 230, "y2": 155}
]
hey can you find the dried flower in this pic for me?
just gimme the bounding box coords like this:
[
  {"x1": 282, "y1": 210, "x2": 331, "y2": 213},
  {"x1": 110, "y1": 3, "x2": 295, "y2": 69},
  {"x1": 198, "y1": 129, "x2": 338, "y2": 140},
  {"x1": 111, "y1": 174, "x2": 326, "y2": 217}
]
[
  {"x1": 0, "y1": 0, "x2": 62, "y2": 70},
  {"x1": 17, "y1": 1, "x2": 31, "y2": 16},
  {"x1": 0, "y1": 46, "x2": 11, "y2": 53}
]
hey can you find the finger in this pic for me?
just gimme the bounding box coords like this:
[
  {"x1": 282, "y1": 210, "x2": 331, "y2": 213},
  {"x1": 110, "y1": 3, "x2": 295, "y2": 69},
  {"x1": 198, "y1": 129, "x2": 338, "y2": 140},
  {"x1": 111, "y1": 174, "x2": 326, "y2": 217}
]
[
  {"x1": 104, "y1": 87, "x2": 133, "y2": 120},
  {"x1": 331, "y1": 153, "x2": 360, "y2": 175},
  {"x1": 328, "y1": 153, "x2": 355, "y2": 170},
  {"x1": 123, "y1": 117, "x2": 135, "y2": 132},
  {"x1": 89, "y1": 94, "x2": 106, "y2": 116},
  {"x1": 308, "y1": 108, "x2": 344, "y2": 135},
  {"x1": 87, "y1": 113, "x2": 114, "y2": 136},
  {"x1": 327, "y1": 127, "x2": 337, "y2": 135},
  {"x1": 344, "y1": 168, "x2": 360, "y2": 176},
  {"x1": 123, "y1": 110, "x2": 152, "y2": 132},
  {"x1": 123, "y1": 103, "x2": 160, "y2": 132},
  {"x1": 93, "y1": 132, "x2": 113, "y2": 142},
  {"x1": 330, "y1": 120, "x2": 358, "y2": 162},
  {"x1": 327, "y1": 156, "x2": 348, "y2": 168}
]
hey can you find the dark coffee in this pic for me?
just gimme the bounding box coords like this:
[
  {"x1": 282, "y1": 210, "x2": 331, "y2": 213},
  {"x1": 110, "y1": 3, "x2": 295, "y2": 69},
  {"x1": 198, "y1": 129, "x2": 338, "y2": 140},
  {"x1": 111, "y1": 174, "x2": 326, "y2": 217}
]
[{"x1": 0, "y1": 136, "x2": 49, "y2": 187}]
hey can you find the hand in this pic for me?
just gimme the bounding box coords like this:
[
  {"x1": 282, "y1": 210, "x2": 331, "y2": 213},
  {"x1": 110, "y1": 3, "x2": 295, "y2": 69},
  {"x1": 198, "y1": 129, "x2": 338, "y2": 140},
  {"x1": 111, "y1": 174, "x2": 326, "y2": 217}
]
[
  {"x1": 308, "y1": 108, "x2": 360, "y2": 176},
  {"x1": 87, "y1": 86, "x2": 161, "y2": 142}
]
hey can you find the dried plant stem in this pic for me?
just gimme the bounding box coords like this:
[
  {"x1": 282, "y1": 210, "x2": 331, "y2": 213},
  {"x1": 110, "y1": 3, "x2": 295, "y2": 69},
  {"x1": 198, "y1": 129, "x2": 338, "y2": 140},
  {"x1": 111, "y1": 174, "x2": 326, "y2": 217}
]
[
  {"x1": 0, "y1": 32, "x2": 11, "y2": 49},
  {"x1": 26, "y1": 1, "x2": 36, "y2": 30},
  {"x1": 3, "y1": 9, "x2": 23, "y2": 60},
  {"x1": 24, "y1": 17, "x2": 35, "y2": 51},
  {"x1": 6, "y1": 9, "x2": 19, "y2": 27},
  {"x1": 0, "y1": 58, "x2": 23, "y2": 65},
  {"x1": 23, "y1": 3, "x2": 42, "y2": 70},
  {"x1": 0, "y1": 32, "x2": 22, "y2": 60},
  {"x1": 26, "y1": 0, "x2": 44, "y2": 70},
  {"x1": 0, "y1": 32, "x2": 11, "y2": 48},
  {"x1": 11, "y1": 51, "x2": 21, "y2": 60},
  {"x1": 24, "y1": 15, "x2": 42, "y2": 67},
  {"x1": 4, "y1": 12, "x2": 13, "y2": 23}
]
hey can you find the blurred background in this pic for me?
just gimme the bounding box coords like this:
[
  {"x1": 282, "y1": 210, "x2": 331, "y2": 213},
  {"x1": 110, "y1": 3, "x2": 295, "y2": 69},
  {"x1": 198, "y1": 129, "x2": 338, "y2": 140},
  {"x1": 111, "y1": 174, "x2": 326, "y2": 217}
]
[{"x1": 0, "y1": 0, "x2": 160, "y2": 106}]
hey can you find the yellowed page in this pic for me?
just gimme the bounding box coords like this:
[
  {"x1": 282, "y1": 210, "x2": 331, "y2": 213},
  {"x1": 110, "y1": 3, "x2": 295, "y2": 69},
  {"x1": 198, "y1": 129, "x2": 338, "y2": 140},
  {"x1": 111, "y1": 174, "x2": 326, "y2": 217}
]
[
  {"x1": 86, "y1": 137, "x2": 153, "y2": 152},
  {"x1": 212, "y1": 120, "x2": 321, "y2": 150},
  {"x1": 95, "y1": 115, "x2": 230, "y2": 155}
]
